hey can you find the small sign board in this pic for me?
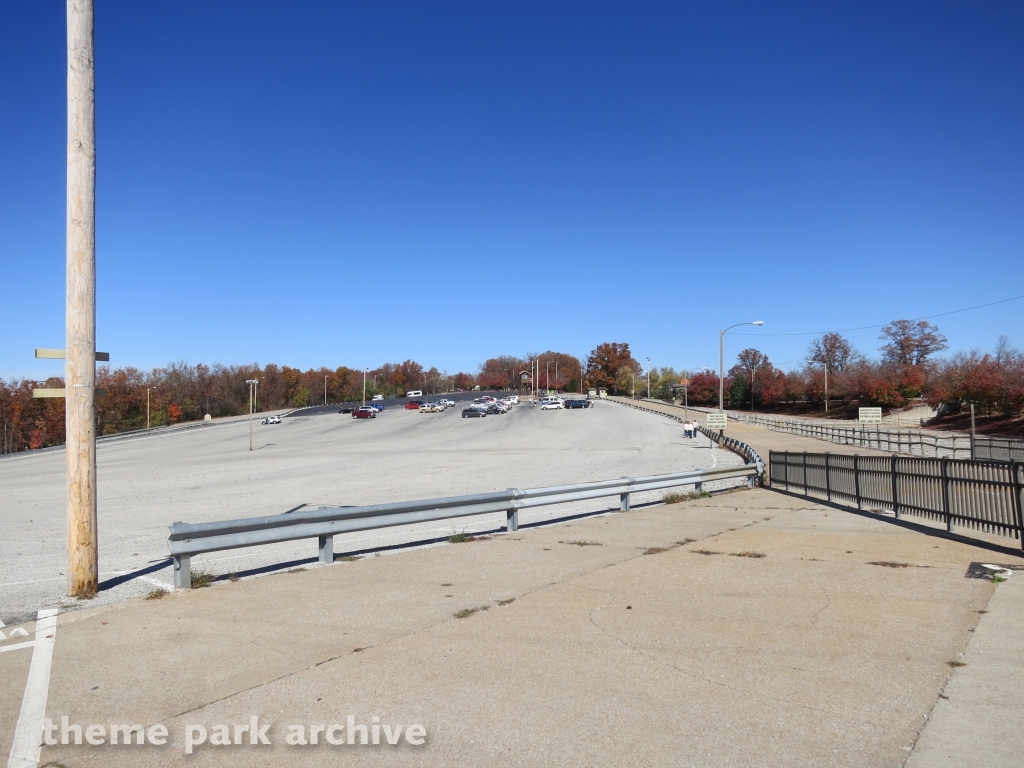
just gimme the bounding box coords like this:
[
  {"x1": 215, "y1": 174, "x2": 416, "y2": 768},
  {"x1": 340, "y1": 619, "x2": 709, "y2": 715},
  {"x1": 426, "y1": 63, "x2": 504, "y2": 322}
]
[
  {"x1": 679, "y1": 379, "x2": 690, "y2": 387},
  {"x1": 706, "y1": 413, "x2": 728, "y2": 430},
  {"x1": 858, "y1": 407, "x2": 882, "y2": 424}
]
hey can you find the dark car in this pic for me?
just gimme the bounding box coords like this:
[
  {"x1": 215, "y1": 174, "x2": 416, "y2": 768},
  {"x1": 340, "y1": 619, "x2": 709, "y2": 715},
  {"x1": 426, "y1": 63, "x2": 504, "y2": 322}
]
[
  {"x1": 353, "y1": 407, "x2": 376, "y2": 419},
  {"x1": 339, "y1": 407, "x2": 354, "y2": 414},
  {"x1": 462, "y1": 408, "x2": 487, "y2": 418},
  {"x1": 485, "y1": 404, "x2": 505, "y2": 415},
  {"x1": 565, "y1": 399, "x2": 587, "y2": 409},
  {"x1": 405, "y1": 400, "x2": 424, "y2": 410}
]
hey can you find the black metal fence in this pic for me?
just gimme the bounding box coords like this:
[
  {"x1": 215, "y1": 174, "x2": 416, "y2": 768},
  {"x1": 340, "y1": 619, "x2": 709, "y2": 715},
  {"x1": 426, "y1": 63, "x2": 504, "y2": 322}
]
[{"x1": 769, "y1": 451, "x2": 1024, "y2": 548}]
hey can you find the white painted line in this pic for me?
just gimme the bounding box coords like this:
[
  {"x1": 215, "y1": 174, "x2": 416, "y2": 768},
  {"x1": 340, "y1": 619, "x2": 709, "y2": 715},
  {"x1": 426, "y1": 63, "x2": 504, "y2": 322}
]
[
  {"x1": 0, "y1": 642, "x2": 37, "y2": 654},
  {"x1": 7, "y1": 608, "x2": 58, "y2": 768}
]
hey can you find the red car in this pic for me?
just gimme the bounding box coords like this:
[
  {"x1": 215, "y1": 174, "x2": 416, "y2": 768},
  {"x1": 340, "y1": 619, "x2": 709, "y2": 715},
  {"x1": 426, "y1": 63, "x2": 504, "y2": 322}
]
[
  {"x1": 352, "y1": 407, "x2": 376, "y2": 419},
  {"x1": 404, "y1": 400, "x2": 424, "y2": 410}
]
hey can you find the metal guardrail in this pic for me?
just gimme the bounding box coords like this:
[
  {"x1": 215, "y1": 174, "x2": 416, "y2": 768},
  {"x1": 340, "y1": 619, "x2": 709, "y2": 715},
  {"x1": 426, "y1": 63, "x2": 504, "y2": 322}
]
[
  {"x1": 727, "y1": 412, "x2": 1024, "y2": 461},
  {"x1": 610, "y1": 398, "x2": 767, "y2": 478},
  {"x1": 167, "y1": 464, "x2": 759, "y2": 588},
  {"x1": 770, "y1": 451, "x2": 1024, "y2": 548}
]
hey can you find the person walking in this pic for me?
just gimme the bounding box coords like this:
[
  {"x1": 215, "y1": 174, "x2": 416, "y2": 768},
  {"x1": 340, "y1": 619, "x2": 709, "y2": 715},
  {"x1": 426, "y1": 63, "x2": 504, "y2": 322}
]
[{"x1": 683, "y1": 420, "x2": 692, "y2": 439}]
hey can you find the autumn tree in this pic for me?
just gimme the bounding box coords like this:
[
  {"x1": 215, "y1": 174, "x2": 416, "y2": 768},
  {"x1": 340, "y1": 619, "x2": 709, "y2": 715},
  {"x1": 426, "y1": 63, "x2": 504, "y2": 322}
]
[
  {"x1": 807, "y1": 332, "x2": 854, "y2": 373},
  {"x1": 586, "y1": 343, "x2": 639, "y2": 394},
  {"x1": 880, "y1": 320, "x2": 947, "y2": 366}
]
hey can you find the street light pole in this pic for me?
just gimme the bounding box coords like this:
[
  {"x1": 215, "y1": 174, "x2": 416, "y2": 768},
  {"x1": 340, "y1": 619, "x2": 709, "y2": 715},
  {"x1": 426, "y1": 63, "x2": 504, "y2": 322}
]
[
  {"x1": 545, "y1": 361, "x2": 550, "y2": 395},
  {"x1": 719, "y1": 321, "x2": 764, "y2": 412},
  {"x1": 807, "y1": 359, "x2": 829, "y2": 414},
  {"x1": 324, "y1": 375, "x2": 328, "y2": 405},
  {"x1": 146, "y1": 387, "x2": 153, "y2": 429},
  {"x1": 245, "y1": 379, "x2": 258, "y2": 451},
  {"x1": 362, "y1": 368, "x2": 367, "y2": 406},
  {"x1": 646, "y1": 357, "x2": 651, "y2": 399}
]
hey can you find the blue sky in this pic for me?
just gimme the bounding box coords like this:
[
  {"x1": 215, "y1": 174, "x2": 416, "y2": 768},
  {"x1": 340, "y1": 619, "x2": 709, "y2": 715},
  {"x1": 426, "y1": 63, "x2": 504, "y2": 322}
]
[{"x1": 2, "y1": 1, "x2": 1022, "y2": 380}]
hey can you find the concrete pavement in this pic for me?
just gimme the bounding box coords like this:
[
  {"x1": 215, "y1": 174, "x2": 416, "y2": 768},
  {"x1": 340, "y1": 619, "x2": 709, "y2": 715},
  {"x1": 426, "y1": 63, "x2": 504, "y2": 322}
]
[{"x1": 4, "y1": 488, "x2": 1022, "y2": 766}]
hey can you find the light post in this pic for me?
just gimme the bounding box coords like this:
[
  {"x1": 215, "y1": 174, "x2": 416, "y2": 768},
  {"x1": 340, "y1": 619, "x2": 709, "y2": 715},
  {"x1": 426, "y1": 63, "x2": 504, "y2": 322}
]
[
  {"x1": 324, "y1": 375, "x2": 328, "y2": 405},
  {"x1": 807, "y1": 359, "x2": 828, "y2": 414},
  {"x1": 719, "y1": 321, "x2": 764, "y2": 412},
  {"x1": 362, "y1": 368, "x2": 367, "y2": 406},
  {"x1": 545, "y1": 361, "x2": 551, "y2": 395},
  {"x1": 631, "y1": 370, "x2": 635, "y2": 399},
  {"x1": 245, "y1": 379, "x2": 258, "y2": 451},
  {"x1": 555, "y1": 362, "x2": 559, "y2": 393},
  {"x1": 646, "y1": 357, "x2": 651, "y2": 399},
  {"x1": 146, "y1": 387, "x2": 154, "y2": 429}
]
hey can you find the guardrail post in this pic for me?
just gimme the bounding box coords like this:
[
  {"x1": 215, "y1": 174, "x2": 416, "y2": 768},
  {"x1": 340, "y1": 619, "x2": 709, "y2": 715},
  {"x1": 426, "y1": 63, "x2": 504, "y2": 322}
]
[
  {"x1": 173, "y1": 555, "x2": 191, "y2": 590},
  {"x1": 506, "y1": 508, "x2": 519, "y2": 532},
  {"x1": 694, "y1": 481, "x2": 703, "y2": 494},
  {"x1": 318, "y1": 535, "x2": 333, "y2": 565},
  {"x1": 620, "y1": 477, "x2": 631, "y2": 511},
  {"x1": 941, "y1": 457, "x2": 951, "y2": 532},
  {"x1": 802, "y1": 452, "x2": 809, "y2": 496}
]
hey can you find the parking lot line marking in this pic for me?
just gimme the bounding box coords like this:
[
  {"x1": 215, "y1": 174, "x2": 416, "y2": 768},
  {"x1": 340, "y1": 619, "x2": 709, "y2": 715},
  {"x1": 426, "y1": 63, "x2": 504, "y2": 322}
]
[
  {"x1": 7, "y1": 608, "x2": 58, "y2": 768},
  {"x1": 0, "y1": 641, "x2": 37, "y2": 654}
]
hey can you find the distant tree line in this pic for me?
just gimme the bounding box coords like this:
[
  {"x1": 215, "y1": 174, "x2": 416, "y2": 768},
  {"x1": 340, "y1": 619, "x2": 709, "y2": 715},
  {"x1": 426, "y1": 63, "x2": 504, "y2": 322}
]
[{"x1": 3, "y1": 322, "x2": 1020, "y2": 452}]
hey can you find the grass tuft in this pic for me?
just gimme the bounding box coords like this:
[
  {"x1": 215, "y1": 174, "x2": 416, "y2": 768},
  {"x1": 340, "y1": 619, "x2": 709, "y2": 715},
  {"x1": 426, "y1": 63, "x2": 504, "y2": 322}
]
[
  {"x1": 190, "y1": 569, "x2": 216, "y2": 588},
  {"x1": 497, "y1": 598, "x2": 516, "y2": 606},
  {"x1": 731, "y1": 551, "x2": 766, "y2": 558},
  {"x1": 947, "y1": 660, "x2": 967, "y2": 668},
  {"x1": 662, "y1": 490, "x2": 713, "y2": 504},
  {"x1": 336, "y1": 555, "x2": 361, "y2": 562},
  {"x1": 453, "y1": 606, "x2": 490, "y2": 619},
  {"x1": 145, "y1": 588, "x2": 168, "y2": 600},
  {"x1": 693, "y1": 549, "x2": 722, "y2": 556},
  {"x1": 868, "y1": 561, "x2": 911, "y2": 568},
  {"x1": 643, "y1": 547, "x2": 668, "y2": 555},
  {"x1": 676, "y1": 538, "x2": 697, "y2": 545},
  {"x1": 286, "y1": 567, "x2": 307, "y2": 574},
  {"x1": 560, "y1": 540, "x2": 602, "y2": 547}
]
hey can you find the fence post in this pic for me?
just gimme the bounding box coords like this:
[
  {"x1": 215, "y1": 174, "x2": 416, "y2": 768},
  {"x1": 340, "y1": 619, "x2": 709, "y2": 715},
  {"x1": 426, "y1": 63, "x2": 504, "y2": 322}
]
[
  {"x1": 891, "y1": 454, "x2": 900, "y2": 519},
  {"x1": 506, "y1": 508, "x2": 519, "y2": 532},
  {"x1": 803, "y1": 452, "x2": 809, "y2": 496},
  {"x1": 173, "y1": 555, "x2": 191, "y2": 590},
  {"x1": 824, "y1": 453, "x2": 832, "y2": 502},
  {"x1": 318, "y1": 535, "x2": 333, "y2": 565},
  {"x1": 1010, "y1": 462, "x2": 1023, "y2": 551},
  {"x1": 941, "y1": 457, "x2": 951, "y2": 532},
  {"x1": 853, "y1": 454, "x2": 861, "y2": 509}
]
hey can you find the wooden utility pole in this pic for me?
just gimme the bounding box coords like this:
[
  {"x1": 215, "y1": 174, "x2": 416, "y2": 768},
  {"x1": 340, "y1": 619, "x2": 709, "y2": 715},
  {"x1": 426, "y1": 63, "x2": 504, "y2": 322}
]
[{"x1": 66, "y1": 0, "x2": 98, "y2": 597}]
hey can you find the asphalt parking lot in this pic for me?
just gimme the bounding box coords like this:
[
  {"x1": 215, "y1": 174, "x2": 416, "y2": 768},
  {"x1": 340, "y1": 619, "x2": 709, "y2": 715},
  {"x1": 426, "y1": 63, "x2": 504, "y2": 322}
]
[{"x1": 0, "y1": 397, "x2": 742, "y2": 623}]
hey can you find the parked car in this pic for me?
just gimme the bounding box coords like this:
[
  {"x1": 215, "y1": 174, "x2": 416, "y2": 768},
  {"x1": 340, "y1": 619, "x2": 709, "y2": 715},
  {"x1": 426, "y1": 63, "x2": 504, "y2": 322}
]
[
  {"x1": 339, "y1": 407, "x2": 354, "y2": 414},
  {"x1": 440, "y1": 399, "x2": 455, "y2": 408},
  {"x1": 368, "y1": 403, "x2": 384, "y2": 412},
  {"x1": 405, "y1": 400, "x2": 424, "y2": 410},
  {"x1": 405, "y1": 390, "x2": 423, "y2": 398},
  {"x1": 261, "y1": 416, "x2": 282, "y2": 424},
  {"x1": 420, "y1": 403, "x2": 441, "y2": 413},
  {"x1": 540, "y1": 399, "x2": 563, "y2": 410},
  {"x1": 485, "y1": 404, "x2": 506, "y2": 415},
  {"x1": 352, "y1": 407, "x2": 376, "y2": 419},
  {"x1": 371, "y1": 394, "x2": 384, "y2": 401},
  {"x1": 462, "y1": 408, "x2": 487, "y2": 418},
  {"x1": 565, "y1": 399, "x2": 587, "y2": 409}
]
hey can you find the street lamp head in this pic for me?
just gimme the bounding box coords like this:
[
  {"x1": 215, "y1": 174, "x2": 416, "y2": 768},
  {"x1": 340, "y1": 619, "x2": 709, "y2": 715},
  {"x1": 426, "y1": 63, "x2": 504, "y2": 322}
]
[{"x1": 753, "y1": 320, "x2": 764, "y2": 326}]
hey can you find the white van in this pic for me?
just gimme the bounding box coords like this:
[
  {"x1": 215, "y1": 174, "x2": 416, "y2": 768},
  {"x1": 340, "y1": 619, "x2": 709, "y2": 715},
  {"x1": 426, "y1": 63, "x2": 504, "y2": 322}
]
[{"x1": 406, "y1": 390, "x2": 423, "y2": 398}]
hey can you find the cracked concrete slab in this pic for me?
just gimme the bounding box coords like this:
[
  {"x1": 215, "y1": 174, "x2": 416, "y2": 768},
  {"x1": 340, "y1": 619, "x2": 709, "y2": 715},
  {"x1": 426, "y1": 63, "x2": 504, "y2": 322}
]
[{"x1": 4, "y1": 489, "x2": 1021, "y2": 766}]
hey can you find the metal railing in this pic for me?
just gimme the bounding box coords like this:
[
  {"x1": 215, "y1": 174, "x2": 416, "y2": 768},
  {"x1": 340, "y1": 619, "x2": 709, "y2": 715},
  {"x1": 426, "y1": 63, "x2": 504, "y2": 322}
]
[
  {"x1": 770, "y1": 451, "x2": 1024, "y2": 548},
  {"x1": 728, "y1": 412, "x2": 1024, "y2": 461},
  {"x1": 610, "y1": 398, "x2": 766, "y2": 478},
  {"x1": 168, "y1": 464, "x2": 759, "y2": 588}
]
